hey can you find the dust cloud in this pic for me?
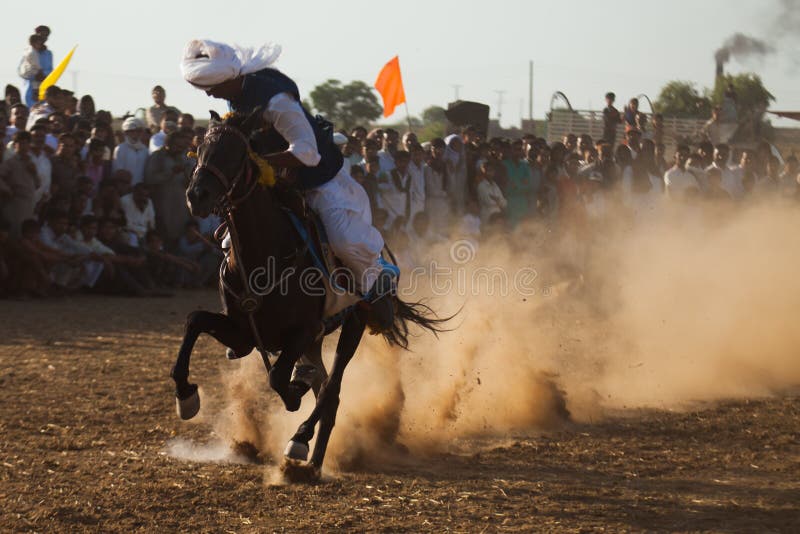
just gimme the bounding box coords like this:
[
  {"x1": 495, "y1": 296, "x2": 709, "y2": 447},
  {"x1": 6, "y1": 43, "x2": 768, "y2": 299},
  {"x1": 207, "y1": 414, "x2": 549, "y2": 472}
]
[{"x1": 191, "y1": 198, "x2": 800, "y2": 469}]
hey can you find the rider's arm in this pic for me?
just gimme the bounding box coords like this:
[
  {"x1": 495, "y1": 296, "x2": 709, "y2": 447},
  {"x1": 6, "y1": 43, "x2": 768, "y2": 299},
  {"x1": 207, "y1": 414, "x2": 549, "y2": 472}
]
[{"x1": 261, "y1": 93, "x2": 321, "y2": 169}]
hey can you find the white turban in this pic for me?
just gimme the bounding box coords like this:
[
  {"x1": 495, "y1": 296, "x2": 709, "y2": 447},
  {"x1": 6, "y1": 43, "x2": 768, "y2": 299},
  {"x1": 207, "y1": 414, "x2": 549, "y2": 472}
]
[
  {"x1": 180, "y1": 39, "x2": 282, "y2": 89},
  {"x1": 122, "y1": 117, "x2": 144, "y2": 131}
]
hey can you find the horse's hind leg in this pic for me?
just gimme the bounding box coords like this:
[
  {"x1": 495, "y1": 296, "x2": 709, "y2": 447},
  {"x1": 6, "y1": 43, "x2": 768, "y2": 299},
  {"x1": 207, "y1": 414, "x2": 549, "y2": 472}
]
[
  {"x1": 171, "y1": 311, "x2": 252, "y2": 419},
  {"x1": 284, "y1": 310, "x2": 365, "y2": 469},
  {"x1": 293, "y1": 338, "x2": 327, "y2": 399}
]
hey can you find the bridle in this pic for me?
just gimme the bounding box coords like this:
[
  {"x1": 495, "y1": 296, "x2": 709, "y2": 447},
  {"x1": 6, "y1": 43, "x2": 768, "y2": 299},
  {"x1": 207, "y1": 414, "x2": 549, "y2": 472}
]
[
  {"x1": 193, "y1": 123, "x2": 277, "y2": 371},
  {"x1": 193, "y1": 124, "x2": 260, "y2": 212}
]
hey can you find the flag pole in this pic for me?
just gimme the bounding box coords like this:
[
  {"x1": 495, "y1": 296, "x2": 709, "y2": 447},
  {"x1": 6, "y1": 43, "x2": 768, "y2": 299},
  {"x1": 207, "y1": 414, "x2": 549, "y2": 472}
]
[{"x1": 403, "y1": 101, "x2": 413, "y2": 133}]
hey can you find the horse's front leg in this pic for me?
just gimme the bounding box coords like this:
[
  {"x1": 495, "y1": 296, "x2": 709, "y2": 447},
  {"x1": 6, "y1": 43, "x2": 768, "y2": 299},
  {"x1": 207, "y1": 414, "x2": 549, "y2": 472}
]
[
  {"x1": 268, "y1": 334, "x2": 312, "y2": 413},
  {"x1": 284, "y1": 310, "x2": 366, "y2": 470},
  {"x1": 170, "y1": 310, "x2": 253, "y2": 420}
]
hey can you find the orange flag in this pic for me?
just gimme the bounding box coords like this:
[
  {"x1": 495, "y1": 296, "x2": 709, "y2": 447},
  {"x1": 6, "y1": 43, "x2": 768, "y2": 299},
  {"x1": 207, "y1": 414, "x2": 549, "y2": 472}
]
[{"x1": 374, "y1": 56, "x2": 406, "y2": 118}]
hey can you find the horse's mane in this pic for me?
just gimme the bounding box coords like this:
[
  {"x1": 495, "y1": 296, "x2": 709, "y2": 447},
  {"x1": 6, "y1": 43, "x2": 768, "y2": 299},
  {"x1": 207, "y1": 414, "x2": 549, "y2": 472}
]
[{"x1": 220, "y1": 112, "x2": 248, "y2": 128}]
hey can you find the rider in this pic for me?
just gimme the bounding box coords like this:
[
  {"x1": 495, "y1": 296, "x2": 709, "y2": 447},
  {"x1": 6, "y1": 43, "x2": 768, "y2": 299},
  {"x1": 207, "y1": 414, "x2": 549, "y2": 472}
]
[{"x1": 180, "y1": 39, "x2": 395, "y2": 329}]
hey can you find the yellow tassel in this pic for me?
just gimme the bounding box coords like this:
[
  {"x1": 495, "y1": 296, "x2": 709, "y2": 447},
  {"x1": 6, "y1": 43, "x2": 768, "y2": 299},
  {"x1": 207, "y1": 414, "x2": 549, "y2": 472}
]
[
  {"x1": 248, "y1": 148, "x2": 276, "y2": 187},
  {"x1": 186, "y1": 151, "x2": 198, "y2": 159}
]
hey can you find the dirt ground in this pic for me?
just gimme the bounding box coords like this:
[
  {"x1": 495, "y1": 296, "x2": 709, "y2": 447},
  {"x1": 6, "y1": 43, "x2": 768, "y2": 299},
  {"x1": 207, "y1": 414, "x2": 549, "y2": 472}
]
[{"x1": 1, "y1": 291, "x2": 798, "y2": 533}]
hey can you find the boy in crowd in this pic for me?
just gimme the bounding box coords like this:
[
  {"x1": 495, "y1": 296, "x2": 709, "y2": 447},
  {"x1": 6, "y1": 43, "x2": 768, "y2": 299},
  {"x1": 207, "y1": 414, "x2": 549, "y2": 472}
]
[
  {"x1": 143, "y1": 229, "x2": 199, "y2": 288},
  {"x1": 120, "y1": 183, "x2": 155, "y2": 246},
  {"x1": 176, "y1": 220, "x2": 222, "y2": 288}
]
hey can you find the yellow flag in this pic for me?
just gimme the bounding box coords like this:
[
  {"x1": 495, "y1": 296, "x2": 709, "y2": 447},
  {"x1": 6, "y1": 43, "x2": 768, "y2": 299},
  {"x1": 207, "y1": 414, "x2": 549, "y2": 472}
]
[{"x1": 38, "y1": 45, "x2": 77, "y2": 101}]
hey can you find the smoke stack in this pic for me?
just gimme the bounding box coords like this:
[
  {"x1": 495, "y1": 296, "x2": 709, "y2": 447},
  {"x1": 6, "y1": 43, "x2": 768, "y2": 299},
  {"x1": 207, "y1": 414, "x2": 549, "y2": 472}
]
[
  {"x1": 714, "y1": 33, "x2": 774, "y2": 76},
  {"x1": 716, "y1": 59, "x2": 724, "y2": 80}
]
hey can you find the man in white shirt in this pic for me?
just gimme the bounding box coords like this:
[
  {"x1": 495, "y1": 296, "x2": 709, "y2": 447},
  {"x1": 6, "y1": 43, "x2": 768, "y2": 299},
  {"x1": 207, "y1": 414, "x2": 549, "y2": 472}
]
[
  {"x1": 377, "y1": 129, "x2": 398, "y2": 174},
  {"x1": 664, "y1": 145, "x2": 700, "y2": 201},
  {"x1": 120, "y1": 183, "x2": 156, "y2": 245},
  {"x1": 407, "y1": 143, "x2": 426, "y2": 226},
  {"x1": 476, "y1": 160, "x2": 507, "y2": 223},
  {"x1": 113, "y1": 117, "x2": 149, "y2": 185},
  {"x1": 379, "y1": 150, "x2": 411, "y2": 226},
  {"x1": 28, "y1": 124, "x2": 52, "y2": 206},
  {"x1": 26, "y1": 85, "x2": 61, "y2": 130},
  {"x1": 732, "y1": 150, "x2": 759, "y2": 199},
  {"x1": 706, "y1": 143, "x2": 743, "y2": 199},
  {"x1": 149, "y1": 111, "x2": 179, "y2": 154},
  {"x1": 4, "y1": 104, "x2": 28, "y2": 145}
]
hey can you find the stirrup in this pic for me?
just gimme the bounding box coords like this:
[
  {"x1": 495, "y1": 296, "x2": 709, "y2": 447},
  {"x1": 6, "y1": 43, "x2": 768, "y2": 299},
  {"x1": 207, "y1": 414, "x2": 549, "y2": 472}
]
[{"x1": 367, "y1": 260, "x2": 399, "y2": 303}]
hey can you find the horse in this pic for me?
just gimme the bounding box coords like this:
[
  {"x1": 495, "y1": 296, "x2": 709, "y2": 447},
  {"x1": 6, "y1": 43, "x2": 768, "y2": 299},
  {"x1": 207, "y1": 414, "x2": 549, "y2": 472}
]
[{"x1": 170, "y1": 107, "x2": 446, "y2": 476}]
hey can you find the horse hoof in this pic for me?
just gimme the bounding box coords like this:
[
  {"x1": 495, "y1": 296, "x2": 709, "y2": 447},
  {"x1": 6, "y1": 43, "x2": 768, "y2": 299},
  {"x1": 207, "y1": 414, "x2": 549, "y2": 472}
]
[
  {"x1": 176, "y1": 386, "x2": 200, "y2": 420},
  {"x1": 284, "y1": 440, "x2": 309, "y2": 461},
  {"x1": 280, "y1": 458, "x2": 320, "y2": 483}
]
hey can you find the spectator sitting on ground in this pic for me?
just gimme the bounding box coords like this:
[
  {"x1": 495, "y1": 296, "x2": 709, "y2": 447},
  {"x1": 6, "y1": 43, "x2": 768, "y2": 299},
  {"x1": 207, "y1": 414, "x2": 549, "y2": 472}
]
[
  {"x1": 15, "y1": 218, "x2": 76, "y2": 295},
  {"x1": 120, "y1": 183, "x2": 155, "y2": 246},
  {"x1": 176, "y1": 219, "x2": 221, "y2": 287},
  {"x1": 40, "y1": 210, "x2": 105, "y2": 289},
  {"x1": 90, "y1": 179, "x2": 125, "y2": 223},
  {"x1": 142, "y1": 229, "x2": 198, "y2": 288},
  {"x1": 88, "y1": 216, "x2": 157, "y2": 295}
]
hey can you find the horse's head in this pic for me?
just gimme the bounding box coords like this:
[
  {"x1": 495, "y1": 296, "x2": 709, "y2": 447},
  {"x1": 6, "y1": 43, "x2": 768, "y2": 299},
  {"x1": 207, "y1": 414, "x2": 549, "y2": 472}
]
[{"x1": 186, "y1": 107, "x2": 264, "y2": 217}]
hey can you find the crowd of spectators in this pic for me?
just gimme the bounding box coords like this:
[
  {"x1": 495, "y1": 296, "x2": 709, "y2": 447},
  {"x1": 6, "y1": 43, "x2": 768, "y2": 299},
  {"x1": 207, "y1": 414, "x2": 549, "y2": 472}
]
[
  {"x1": 346, "y1": 92, "x2": 799, "y2": 273},
  {"x1": 1, "y1": 27, "x2": 798, "y2": 299}
]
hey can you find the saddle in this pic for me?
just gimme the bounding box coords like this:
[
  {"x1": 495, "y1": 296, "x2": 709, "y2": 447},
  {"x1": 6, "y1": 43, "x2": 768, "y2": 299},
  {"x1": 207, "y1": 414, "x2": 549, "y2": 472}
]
[{"x1": 271, "y1": 185, "x2": 361, "y2": 321}]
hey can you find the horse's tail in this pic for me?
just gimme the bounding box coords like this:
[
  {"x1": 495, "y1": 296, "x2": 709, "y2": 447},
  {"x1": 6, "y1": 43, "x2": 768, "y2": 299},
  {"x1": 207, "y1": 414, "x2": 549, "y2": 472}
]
[{"x1": 380, "y1": 297, "x2": 454, "y2": 350}]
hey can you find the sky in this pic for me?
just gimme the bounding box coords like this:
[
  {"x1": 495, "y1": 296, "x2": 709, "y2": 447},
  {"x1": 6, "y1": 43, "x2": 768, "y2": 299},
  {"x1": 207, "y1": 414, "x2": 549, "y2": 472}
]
[{"x1": 2, "y1": 0, "x2": 800, "y2": 128}]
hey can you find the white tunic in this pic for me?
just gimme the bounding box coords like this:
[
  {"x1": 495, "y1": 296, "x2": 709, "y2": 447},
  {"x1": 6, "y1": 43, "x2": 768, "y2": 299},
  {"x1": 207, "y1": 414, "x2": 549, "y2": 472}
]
[
  {"x1": 258, "y1": 92, "x2": 383, "y2": 292},
  {"x1": 664, "y1": 166, "x2": 700, "y2": 200},
  {"x1": 113, "y1": 141, "x2": 149, "y2": 185}
]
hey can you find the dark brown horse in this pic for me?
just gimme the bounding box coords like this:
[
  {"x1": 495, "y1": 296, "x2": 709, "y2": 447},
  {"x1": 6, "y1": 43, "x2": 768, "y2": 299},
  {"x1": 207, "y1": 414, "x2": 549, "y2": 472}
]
[{"x1": 171, "y1": 108, "x2": 445, "y2": 475}]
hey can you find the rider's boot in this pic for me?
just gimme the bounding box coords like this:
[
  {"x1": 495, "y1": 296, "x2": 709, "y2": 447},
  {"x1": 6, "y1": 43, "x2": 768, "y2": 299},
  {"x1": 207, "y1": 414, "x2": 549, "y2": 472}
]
[{"x1": 366, "y1": 260, "x2": 399, "y2": 333}]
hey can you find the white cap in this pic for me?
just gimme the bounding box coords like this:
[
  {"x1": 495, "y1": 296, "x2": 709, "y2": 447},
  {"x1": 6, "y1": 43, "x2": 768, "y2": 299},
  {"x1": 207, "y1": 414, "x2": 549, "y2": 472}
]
[{"x1": 122, "y1": 117, "x2": 144, "y2": 131}]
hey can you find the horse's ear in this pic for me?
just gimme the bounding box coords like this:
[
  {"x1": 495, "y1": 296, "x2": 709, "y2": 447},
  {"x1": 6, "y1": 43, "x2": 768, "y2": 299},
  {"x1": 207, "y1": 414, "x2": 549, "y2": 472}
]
[
  {"x1": 209, "y1": 110, "x2": 222, "y2": 126},
  {"x1": 241, "y1": 106, "x2": 265, "y2": 135}
]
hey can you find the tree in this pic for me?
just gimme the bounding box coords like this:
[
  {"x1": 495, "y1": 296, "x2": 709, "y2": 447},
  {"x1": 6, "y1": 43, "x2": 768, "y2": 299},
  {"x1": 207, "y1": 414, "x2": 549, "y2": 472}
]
[
  {"x1": 654, "y1": 81, "x2": 712, "y2": 118},
  {"x1": 308, "y1": 79, "x2": 382, "y2": 131},
  {"x1": 710, "y1": 73, "x2": 774, "y2": 118},
  {"x1": 421, "y1": 105, "x2": 447, "y2": 124}
]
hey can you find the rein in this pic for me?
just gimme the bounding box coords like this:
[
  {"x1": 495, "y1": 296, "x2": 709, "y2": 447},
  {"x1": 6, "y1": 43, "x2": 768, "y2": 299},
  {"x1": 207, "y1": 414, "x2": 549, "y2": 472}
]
[
  {"x1": 194, "y1": 125, "x2": 260, "y2": 211},
  {"x1": 197, "y1": 124, "x2": 274, "y2": 371}
]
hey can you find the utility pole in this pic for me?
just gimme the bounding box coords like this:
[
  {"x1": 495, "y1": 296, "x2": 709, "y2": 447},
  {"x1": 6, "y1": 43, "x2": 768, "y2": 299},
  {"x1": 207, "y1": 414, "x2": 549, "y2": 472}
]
[
  {"x1": 494, "y1": 90, "x2": 505, "y2": 123},
  {"x1": 528, "y1": 60, "x2": 533, "y2": 121},
  {"x1": 451, "y1": 84, "x2": 462, "y2": 101}
]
